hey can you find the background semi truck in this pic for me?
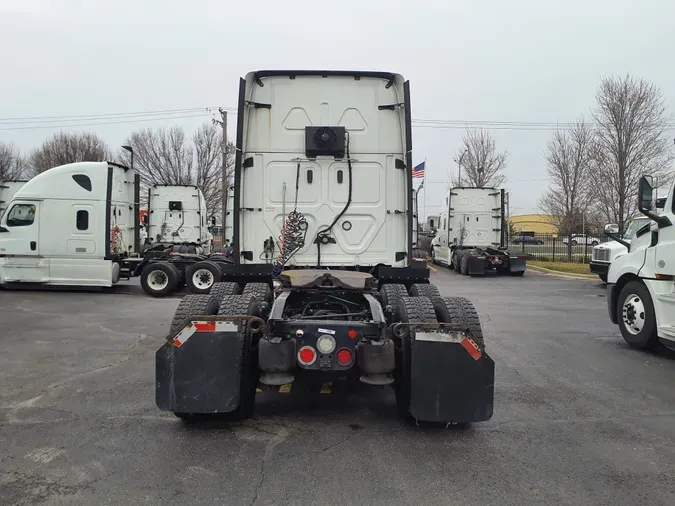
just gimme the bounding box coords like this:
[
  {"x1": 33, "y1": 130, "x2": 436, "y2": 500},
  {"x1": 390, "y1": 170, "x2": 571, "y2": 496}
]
[
  {"x1": 0, "y1": 180, "x2": 28, "y2": 218},
  {"x1": 143, "y1": 184, "x2": 213, "y2": 254},
  {"x1": 606, "y1": 176, "x2": 675, "y2": 350},
  {"x1": 430, "y1": 187, "x2": 526, "y2": 276},
  {"x1": 155, "y1": 70, "x2": 495, "y2": 425},
  {"x1": 591, "y1": 217, "x2": 651, "y2": 282},
  {"x1": 0, "y1": 163, "x2": 231, "y2": 295}
]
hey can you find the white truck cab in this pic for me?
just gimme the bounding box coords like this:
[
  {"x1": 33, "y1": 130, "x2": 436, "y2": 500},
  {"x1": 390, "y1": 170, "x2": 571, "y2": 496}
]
[
  {"x1": 0, "y1": 162, "x2": 139, "y2": 287},
  {"x1": 590, "y1": 217, "x2": 651, "y2": 282},
  {"x1": 606, "y1": 176, "x2": 675, "y2": 350}
]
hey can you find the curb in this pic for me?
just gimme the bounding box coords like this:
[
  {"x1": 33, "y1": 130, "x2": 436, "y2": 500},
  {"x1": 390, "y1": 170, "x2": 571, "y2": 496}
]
[{"x1": 527, "y1": 265, "x2": 599, "y2": 281}]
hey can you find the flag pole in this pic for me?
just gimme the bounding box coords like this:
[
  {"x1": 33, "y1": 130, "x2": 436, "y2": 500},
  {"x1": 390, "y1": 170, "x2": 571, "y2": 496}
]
[{"x1": 423, "y1": 157, "x2": 427, "y2": 223}]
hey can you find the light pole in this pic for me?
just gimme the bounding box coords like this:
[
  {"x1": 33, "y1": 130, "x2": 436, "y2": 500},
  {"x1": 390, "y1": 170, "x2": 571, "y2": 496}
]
[{"x1": 454, "y1": 149, "x2": 468, "y2": 186}]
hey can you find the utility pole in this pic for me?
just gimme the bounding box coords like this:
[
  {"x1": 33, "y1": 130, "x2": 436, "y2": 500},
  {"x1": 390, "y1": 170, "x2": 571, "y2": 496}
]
[{"x1": 213, "y1": 108, "x2": 228, "y2": 232}]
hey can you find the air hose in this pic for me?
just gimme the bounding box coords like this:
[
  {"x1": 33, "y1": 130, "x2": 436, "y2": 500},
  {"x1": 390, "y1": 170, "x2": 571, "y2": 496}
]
[{"x1": 272, "y1": 161, "x2": 308, "y2": 277}]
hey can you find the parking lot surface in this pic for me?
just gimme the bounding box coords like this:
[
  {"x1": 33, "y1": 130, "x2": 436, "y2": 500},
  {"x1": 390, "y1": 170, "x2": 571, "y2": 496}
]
[{"x1": 2, "y1": 268, "x2": 675, "y2": 505}]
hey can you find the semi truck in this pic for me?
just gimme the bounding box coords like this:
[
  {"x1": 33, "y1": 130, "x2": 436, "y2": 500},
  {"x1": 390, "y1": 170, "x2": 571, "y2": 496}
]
[
  {"x1": 605, "y1": 176, "x2": 675, "y2": 350},
  {"x1": 590, "y1": 217, "x2": 651, "y2": 282},
  {"x1": 429, "y1": 187, "x2": 526, "y2": 276},
  {"x1": 143, "y1": 184, "x2": 213, "y2": 254},
  {"x1": 0, "y1": 163, "x2": 231, "y2": 296},
  {"x1": 0, "y1": 180, "x2": 28, "y2": 218},
  {"x1": 155, "y1": 70, "x2": 495, "y2": 425}
]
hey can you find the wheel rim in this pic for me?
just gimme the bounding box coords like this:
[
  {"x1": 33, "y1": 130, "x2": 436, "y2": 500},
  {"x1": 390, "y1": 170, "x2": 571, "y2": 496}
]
[
  {"x1": 192, "y1": 268, "x2": 214, "y2": 289},
  {"x1": 148, "y1": 270, "x2": 169, "y2": 291},
  {"x1": 622, "y1": 294, "x2": 646, "y2": 335}
]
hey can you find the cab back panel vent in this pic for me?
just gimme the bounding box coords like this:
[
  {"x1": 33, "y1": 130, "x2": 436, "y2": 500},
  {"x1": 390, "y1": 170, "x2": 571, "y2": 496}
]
[{"x1": 305, "y1": 126, "x2": 346, "y2": 159}]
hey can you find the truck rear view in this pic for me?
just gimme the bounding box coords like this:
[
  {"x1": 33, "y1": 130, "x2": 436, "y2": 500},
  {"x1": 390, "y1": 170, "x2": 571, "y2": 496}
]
[
  {"x1": 155, "y1": 71, "x2": 495, "y2": 425},
  {"x1": 431, "y1": 187, "x2": 526, "y2": 276}
]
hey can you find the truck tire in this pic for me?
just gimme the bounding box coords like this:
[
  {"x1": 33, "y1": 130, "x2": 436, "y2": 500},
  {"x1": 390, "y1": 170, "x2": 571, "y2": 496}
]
[
  {"x1": 394, "y1": 296, "x2": 437, "y2": 421},
  {"x1": 433, "y1": 296, "x2": 484, "y2": 348},
  {"x1": 460, "y1": 253, "x2": 469, "y2": 275},
  {"x1": 380, "y1": 283, "x2": 408, "y2": 313},
  {"x1": 241, "y1": 282, "x2": 273, "y2": 303},
  {"x1": 217, "y1": 294, "x2": 263, "y2": 420},
  {"x1": 209, "y1": 281, "x2": 240, "y2": 301},
  {"x1": 409, "y1": 283, "x2": 442, "y2": 306},
  {"x1": 617, "y1": 281, "x2": 659, "y2": 350},
  {"x1": 140, "y1": 262, "x2": 179, "y2": 298},
  {"x1": 170, "y1": 294, "x2": 220, "y2": 332},
  {"x1": 186, "y1": 261, "x2": 221, "y2": 294}
]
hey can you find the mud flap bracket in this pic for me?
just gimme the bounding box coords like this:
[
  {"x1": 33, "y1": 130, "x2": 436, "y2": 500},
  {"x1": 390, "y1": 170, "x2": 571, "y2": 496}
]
[{"x1": 409, "y1": 329, "x2": 495, "y2": 423}]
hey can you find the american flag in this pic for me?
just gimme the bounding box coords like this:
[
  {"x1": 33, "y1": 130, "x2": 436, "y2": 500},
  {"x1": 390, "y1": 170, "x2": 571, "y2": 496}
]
[{"x1": 412, "y1": 161, "x2": 425, "y2": 179}]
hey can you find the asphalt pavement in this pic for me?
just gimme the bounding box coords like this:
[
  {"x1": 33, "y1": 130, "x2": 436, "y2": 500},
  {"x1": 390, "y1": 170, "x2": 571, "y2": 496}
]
[{"x1": 2, "y1": 268, "x2": 675, "y2": 505}]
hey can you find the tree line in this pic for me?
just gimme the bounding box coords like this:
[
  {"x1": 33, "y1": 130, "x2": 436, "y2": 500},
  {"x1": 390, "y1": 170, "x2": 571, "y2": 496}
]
[
  {"x1": 0, "y1": 122, "x2": 234, "y2": 220},
  {"x1": 451, "y1": 73, "x2": 673, "y2": 244}
]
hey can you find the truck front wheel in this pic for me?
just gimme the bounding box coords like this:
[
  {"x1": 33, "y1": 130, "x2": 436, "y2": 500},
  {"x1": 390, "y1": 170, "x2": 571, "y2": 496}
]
[{"x1": 617, "y1": 281, "x2": 659, "y2": 350}]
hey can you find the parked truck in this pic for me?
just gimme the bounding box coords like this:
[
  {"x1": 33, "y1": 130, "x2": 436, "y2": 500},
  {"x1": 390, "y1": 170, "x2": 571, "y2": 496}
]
[
  {"x1": 0, "y1": 180, "x2": 28, "y2": 218},
  {"x1": 590, "y1": 217, "x2": 651, "y2": 282},
  {"x1": 430, "y1": 187, "x2": 526, "y2": 276},
  {"x1": 605, "y1": 177, "x2": 675, "y2": 350},
  {"x1": 143, "y1": 184, "x2": 213, "y2": 254},
  {"x1": 0, "y1": 162, "x2": 231, "y2": 296},
  {"x1": 155, "y1": 70, "x2": 495, "y2": 425}
]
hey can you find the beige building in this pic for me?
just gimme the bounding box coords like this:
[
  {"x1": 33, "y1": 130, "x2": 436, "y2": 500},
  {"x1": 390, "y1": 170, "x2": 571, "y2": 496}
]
[{"x1": 510, "y1": 214, "x2": 557, "y2": 234}]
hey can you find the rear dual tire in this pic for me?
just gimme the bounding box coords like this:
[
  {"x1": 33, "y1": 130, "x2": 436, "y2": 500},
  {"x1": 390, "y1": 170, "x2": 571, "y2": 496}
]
[{"x1": 141, "y1": 262, "x2": 180, "y2": 298}]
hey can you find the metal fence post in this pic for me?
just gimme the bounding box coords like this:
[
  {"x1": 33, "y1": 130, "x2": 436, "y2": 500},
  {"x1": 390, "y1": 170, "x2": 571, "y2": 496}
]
[{"x1": 552, "y1": 235, "x2": 555, "y2": 263}]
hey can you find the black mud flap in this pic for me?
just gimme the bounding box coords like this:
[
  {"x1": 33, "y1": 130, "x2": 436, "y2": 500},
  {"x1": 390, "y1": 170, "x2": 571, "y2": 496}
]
[
  {"x1": 156, "y1": 322, "x2": 244, "y2": 414},
  {"x1": 410, "y1": 330, "x2": 494, "y2": 423},
  {"x1": 508, "y1": 255, "x2": 526, "y2": 274},
  {"x1": 467, "y1": 256, "x2": 486, "y2": 276}
]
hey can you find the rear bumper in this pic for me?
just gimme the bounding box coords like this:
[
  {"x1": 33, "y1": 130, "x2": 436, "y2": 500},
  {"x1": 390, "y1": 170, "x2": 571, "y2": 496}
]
[{"x1": 590, "y1": 261, "x2": 609, "y2": 275}]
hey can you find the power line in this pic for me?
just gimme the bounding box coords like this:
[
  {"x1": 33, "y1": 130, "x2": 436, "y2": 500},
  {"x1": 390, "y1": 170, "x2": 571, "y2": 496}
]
[
  {"x1": 0, "y1": 107, "x2": 220, "y2": 124},
  {"x1": 2, "y1": 104, "x2": 674, "y2": 132},
  {"x1": 0, "y1": 112, "x2": 213, "y2": 131}
]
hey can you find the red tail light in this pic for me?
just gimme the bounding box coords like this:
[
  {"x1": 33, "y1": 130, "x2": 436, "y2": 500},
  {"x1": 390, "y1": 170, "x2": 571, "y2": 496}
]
[
  {"x1": 298, "y1": 346, "x2": 317, "y2": 365},
  {"x1": 470, "y1": 255, "x2": 477, "y2": 260},
  {"x1": 517, "y1": 255, "x2": 526, "y2": 260},
  {"x1": 336, "y1": 349, "x2": 353, "y2": 366},
  {"x1": 348, "y1": 330, "x2": 357, "y2": 339}
]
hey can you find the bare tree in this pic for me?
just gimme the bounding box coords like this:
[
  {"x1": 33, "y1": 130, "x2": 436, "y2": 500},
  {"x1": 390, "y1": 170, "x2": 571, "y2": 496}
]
[
  {"x1": 28, "y1": 132, "x2": 112, "y2": 174},
  {"x1": 121, "y1": 122, "x2": 234, "y2": 218},
  {"x1": 591, "y1": 74, "x2": 674, "y2": 231},
  {"x1": 0, "y1": 142, "x2": 26, "y2": 181},
  {"x1": 538, "y1": 120, "x2": 594, "y2": 260},
  {"x1": 451, "y1": 128, "x2": 508, "y2": 187}
]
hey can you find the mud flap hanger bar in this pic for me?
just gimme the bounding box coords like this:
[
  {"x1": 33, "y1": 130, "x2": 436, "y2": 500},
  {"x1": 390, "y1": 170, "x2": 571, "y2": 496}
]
[{"x1": 166, "y1": 316, "x2": 268, "y2": 345}]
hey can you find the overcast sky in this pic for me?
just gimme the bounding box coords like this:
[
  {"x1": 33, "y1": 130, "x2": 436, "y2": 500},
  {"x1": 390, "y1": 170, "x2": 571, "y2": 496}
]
[{"x1": 1, "y1": 0, "x2": 674, "y2": 217}]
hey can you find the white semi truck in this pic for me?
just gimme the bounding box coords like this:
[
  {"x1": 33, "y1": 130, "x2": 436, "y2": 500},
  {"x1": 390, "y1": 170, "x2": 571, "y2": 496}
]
[
  {"x1": 430, "y1": 187, "x2": 526, "y2": 276},
  {"x1": 155, "y1": 69, "x2": 495, "y2": 425},
  {"x1": 606, "y1": 176, "x2": 675, "y2": 350},
  {"x1": 590, "y1": 217, "x2": 651, "y2": 282},
  {"x1": 143, "y1": 184, "x2": 213, "y2": 254},
  {"x1": 0, "y1": 162, "x2": 231, "y2": 296},
  {"x1": 0, "y1": 180, "x2": 28, "y2": 218}
]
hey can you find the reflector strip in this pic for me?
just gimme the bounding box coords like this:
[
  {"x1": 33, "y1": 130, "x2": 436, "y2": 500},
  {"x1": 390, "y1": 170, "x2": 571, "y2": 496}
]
[
  {"x1": 172, "y1": 321, "x2": 238, "y2": 348},
  {"x1": 460, "y1": 338, "x2": 482, "y2": 361},
  {"x1": 415, "y1": 331, "x2": 482, "y2": 360}
]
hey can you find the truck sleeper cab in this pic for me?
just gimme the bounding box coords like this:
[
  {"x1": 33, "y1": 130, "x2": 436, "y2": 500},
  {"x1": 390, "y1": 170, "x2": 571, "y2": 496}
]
[
  {"x1": 0, "y1": 162, "x2": 139, "y2": 287},
  {"x1": 155, "y1": 70, "x2": 495, "y2": 426}
]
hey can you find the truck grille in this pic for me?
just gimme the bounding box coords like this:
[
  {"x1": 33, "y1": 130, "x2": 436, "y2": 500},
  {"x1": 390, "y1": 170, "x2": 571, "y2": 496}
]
[{"x1": 593, "y1": 249, "x2": 610, "y2": 262}]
